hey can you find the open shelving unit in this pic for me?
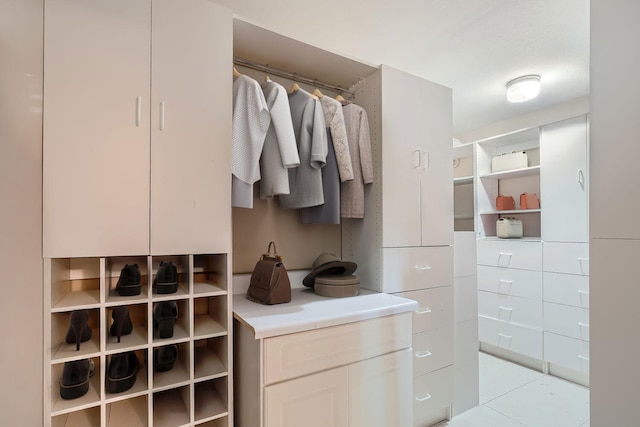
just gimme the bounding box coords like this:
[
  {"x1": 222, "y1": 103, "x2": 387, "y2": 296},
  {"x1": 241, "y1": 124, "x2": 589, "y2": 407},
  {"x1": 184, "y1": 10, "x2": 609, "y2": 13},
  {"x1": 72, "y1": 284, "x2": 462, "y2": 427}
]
[{"x1": 453, "y1": 141, "x2": 476, "y2": 232}]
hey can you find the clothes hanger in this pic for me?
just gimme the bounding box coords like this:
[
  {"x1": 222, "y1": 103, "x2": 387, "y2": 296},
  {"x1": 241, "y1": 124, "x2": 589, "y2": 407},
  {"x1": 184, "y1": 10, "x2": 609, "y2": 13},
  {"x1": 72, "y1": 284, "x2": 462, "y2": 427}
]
[
  {"x1": 335, "y1": 94, "x2": 346, "y2": 102},
  {"x1": 264, "y1": 64, "x2": 271, "y2": 82},
  {"x1": 233, "y1": 67, "x2": 241, "y2": 78},
  {"x1": 312, "y1": 88, "x2": 324, "y2": 98}
]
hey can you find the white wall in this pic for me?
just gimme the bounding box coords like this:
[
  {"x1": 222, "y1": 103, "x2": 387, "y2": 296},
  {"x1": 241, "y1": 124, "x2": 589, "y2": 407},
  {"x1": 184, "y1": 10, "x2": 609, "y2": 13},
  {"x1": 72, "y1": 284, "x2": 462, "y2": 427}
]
[
  {"x1": 590, "y1": 0, "x2": 640, "y2": 424},
  {"x1": 0, "y1": 0, "x2": 43, "y2": 424}
]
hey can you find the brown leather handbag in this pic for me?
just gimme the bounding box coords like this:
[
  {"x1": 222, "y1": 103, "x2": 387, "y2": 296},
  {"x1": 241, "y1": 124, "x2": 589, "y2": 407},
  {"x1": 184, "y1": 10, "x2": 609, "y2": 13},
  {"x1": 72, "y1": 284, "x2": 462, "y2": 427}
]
[{"x1": 246, "y1": 242, "x2": 291, "y2": 305}]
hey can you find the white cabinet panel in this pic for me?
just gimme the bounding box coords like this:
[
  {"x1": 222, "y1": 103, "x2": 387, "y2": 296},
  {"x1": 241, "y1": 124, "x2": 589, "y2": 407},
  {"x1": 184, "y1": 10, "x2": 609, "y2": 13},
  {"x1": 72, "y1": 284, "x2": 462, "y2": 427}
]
[
  {"x1": 544, "y1": 302, "x2": 590, "y2": 341},
  {"x1": 396, "y1": 286, "x2": 453, "y2": 334},
  {"x1": 544, "y1": 332, "x2": 589, "y2": 374},
  {"x1": 413, "y1": 326, "x2": 454, "y2": 377},
  {"x1": 543, "y1": 242, "x2": 589, "y2": 275},
  {"x1": 477, "y1": 265, "x2": 542, "y2": 300},
  {"x1": 477, "y1": 291, "x2": 543, "y2": 328},
  {"x1": 264, "y1": 366, "x2": 349, "y2": 427},
  {"x1": 543, "y1": 272, "x2": 589, "y2": 308},
  {"x1": 478, "y1": 315, "x2": 543, "y2": 359},
  {"x1": 382, "y1": 246, "x2": 453, "y2": 293},
  {"x1": 477, "y1": 240, "x2": 542, "y2": 270},
  {"x1": 453, "y1": 320, "x2": 479, "y2": 416},
  {"x1": 454, "y1": 276, "x2": 478, "y2": 324},
  {"x1": 454, "y1": 231, "x2": 477, "y2": 278},
  {"x1": 413, "y1": 366, "x2": 454, "y2": 427}
]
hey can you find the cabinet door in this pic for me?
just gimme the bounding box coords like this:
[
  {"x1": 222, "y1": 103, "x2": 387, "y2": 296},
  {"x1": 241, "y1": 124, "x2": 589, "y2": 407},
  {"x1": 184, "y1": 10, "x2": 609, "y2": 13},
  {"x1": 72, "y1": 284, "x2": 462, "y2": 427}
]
[
  {"x1": 350, "y1": 349, "x2": 413, "y2": 427},
  {"x1": 264, "y1": 366, "x2": 349, "y2": 427},
  {"x1": 43, "y1": 0, "x2": 151, "y2": 257},
  {"x1": 150, "y1": 0, "x2": 232, "y2": 255},
  {"x1": 540, "y1": 115, "x2": 588, "y2": 243}
]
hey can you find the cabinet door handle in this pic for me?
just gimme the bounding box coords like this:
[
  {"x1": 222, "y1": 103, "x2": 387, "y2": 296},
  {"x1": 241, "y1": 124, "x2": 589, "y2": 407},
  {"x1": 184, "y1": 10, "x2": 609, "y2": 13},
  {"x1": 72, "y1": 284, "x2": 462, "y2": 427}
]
[
  {"x1": 415, "y1": 393, "x2": 432, "y2": 402},
  {"x1": 578, "y1": 169, "x2": 585, "y2": 189},
  {"x1": 413, "y1": 150, "x2": 421, "y2": 168},
  {"x1": 498, "y1": 333, "x2": 512, "y2": 340},
  {"x1": 414, "y1": 265, "x2": 432, "y2": 271},
  {"x1": 578, "y1": 322, "x2": 589, "y2": 328},
  {"x1": 578, "y1": 354, "x2": 590, "y2": 362},
  {"x1": 159, "y1": 101, "x2": 165, "y2": 131},
  {"x1": 416, "y1": 351, "x2": 432, "y2": 358},
  {"x1": 135, "y1": 96, "x2": 142, "y2": 126},
  {"x1": 422, "y1": 151, "x2": 430, "y2": 170},
  {"x1": 416, "y1": 307, "x2": 432, "y2": 314},
  {"x1": 498, "y1": 306, "x2": 513, "y2": 312}
]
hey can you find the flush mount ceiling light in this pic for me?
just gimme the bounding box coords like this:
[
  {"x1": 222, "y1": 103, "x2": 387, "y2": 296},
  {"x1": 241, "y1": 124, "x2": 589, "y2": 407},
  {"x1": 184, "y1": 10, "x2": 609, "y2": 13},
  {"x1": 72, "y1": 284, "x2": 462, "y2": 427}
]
[{"x1": 506, "y1": 75, "x2": 541, "y2": 103}]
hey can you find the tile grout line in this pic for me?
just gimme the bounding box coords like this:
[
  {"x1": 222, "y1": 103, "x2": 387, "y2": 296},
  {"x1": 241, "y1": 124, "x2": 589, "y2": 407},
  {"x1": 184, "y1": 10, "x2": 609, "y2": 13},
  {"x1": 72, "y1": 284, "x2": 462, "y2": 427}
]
[{"x1": 482, "y1": 405, "x2": 528, "y2": 427}]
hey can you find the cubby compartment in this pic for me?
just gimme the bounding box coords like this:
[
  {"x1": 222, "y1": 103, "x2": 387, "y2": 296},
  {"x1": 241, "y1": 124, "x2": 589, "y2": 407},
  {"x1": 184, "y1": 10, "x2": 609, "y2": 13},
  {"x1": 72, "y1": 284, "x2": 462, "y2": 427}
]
[
  {"x1": 196, "y1": 415, "x2": 229, "y2": 426},
  {"x1": 194, "y1": 377, "x2": 229, "y2": 423},
  {"x1": 105, "y1": 350, "x2": 148, "y2": 401},
  {"x1": 105, "y1": 256, "x2": 149, "y2": 305},
  {"x1": 50, "y1": 357, "x2": 101, "y2": 416},
  {"x1": 49, "y1": 258, "x2": 101, "y2": 312},
  {"x1": 153, "y1": 386, "x2": 191, "y2": 427},
  {"x1": 193, "y1": 296, "x2": 227, "y2": 339},
  {"x1": 152, "y1": 299, "x2": 190, "y2": 344},
  {"x1": 105, "y1": 303, "x2": 148, "y2": 353},
  {"x1": 106, "y1": 394, "x2": 149, "y2": 427},
  {"x1": 51, "y1": 309, "x2": 101, "y2": 361},
  {"x1": 52, "y1": 406, "x2": 101, "y2": 427},
  {"x1": 151, "y1": 255, "x2": 190, "y2": 299},
  {"x1": 152, "y1": 342, "x2": 191, "y2": 391},
  {"x1": 193, "y1": 254, "x2": 228, "y2": 296},
  {"x1": 194, "y1": 337, "x2": 228, "y2": 382}
]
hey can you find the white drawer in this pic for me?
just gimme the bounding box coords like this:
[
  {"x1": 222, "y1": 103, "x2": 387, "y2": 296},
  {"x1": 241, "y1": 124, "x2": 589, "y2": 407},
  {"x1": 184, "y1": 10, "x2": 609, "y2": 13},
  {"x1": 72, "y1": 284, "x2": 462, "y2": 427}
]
[
  {"x1": 478, "y1": 315, "x2": 543, "y2": 360},
  {"x1": 413, "y1": 366, "x2": 454, "y2": 427},
  {"x1": 454, "y1": 231, "x2": 477, "y2": 278},
  {"x1": 477, "y1": 291, "x2": 543, "y2": 328},
  {"x1": 382, "y1": 246, "x2": 453, "y2": 293},
  {"x1": 454, "y1": 275, "x2": 478, "y2": 324},
  {"x1": 477, "y1": 265, "x2": 542, "y2": 300},
  {"x1": 543, "y1": 272, "x2": 589, "y2": 308},
  {"x1": 477, "y1": 239, "x2": 542, "y2": 270},
  {"x1": 544, "y1": 332, "x2": 589, "y2": 374},
  {"x1": 263, "y1": 313, "x2": 412, "y2": 385},
  {"x1": 543, "y1": 302, "x2": 590, "y2": 342},
  {"x1": 396, "y1": 286, "x2": 453, "y2": 334},
  {"x1": 413, "y1": 325, "x2": 454, "y2": 377},
  {"x1": 543, "y1": 242, "x2": 589, "y2": 275}
]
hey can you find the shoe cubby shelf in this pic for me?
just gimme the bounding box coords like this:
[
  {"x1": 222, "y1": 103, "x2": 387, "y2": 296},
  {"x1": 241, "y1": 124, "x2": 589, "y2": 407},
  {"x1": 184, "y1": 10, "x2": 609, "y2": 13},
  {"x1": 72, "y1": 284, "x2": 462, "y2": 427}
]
[{"x1": 45, "y1": 254, "x2": 232, "y2": 427}]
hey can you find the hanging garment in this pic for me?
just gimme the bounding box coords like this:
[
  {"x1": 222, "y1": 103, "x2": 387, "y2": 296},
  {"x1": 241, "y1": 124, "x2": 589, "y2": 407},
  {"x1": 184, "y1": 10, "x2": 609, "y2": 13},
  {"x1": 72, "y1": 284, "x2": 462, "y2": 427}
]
[
  {"x1": 340, "y1": 101, "x2": 374, "y2": 218},
  {"x1": 259, "y1": 80, "x2": 300, "y2": 198},
  {"x1": 279, "y1": 89, "x2": 328, "y2": 209},
  {"x1": 232, "y1": 74, "x2": 270, "y2": 208},
  {"x1": 301, "y1": 127, "x2": 340, "y2": 224},
  {"x1": 318, "y1": 96, "x2": 353, "y2": 182}
]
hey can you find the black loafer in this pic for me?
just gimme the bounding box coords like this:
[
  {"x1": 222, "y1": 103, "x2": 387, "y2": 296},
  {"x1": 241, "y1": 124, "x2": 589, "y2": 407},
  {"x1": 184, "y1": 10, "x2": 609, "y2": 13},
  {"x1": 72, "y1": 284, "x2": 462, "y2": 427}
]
[
  {"x1": 106, "y1": 351, "x2": 140, "y2": 394},
  {"x1": 116, "y1": 264, "x2": 142, "y2": 296},
  {"x1": 153, "y1": 261, "x2": 178, "y2": 294},
  {"x1": 60, "y1": 358, "x2": 94, "y2": 400},
  {"x1": 154, "y1": 345, "x2": 178, "y2": 372}
]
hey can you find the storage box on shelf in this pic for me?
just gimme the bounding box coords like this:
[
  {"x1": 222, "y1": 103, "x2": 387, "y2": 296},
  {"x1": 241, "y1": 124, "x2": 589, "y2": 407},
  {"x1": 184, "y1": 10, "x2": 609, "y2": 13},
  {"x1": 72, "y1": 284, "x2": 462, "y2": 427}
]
[{"x1": 45, "y1": 254, "x2": 231, "y2": 427}]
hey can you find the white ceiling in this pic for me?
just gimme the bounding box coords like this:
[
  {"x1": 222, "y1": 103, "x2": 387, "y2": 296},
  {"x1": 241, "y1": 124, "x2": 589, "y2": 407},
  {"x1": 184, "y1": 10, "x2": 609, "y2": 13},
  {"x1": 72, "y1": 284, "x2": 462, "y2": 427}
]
[{"x1": 220, "y1": 0, "x2": 590, "y2": 136}]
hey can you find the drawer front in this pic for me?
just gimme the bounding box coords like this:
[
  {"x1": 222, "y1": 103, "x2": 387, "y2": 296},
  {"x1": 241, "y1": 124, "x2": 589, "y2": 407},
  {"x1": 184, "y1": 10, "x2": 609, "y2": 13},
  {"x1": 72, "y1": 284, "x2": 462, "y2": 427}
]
[
  {"x1": 543, "y1": 272, "x2": 590, "y2": 308},
  {"x1": 477, "y1": 265, "x2": 542, "y2": 300},
  {"x1": 478, "y1": 315, "x2": 543, "y2": 360},
  {"x1": 454, "y1": 275, "x2": 478, "y2": 324},
  {"x1": 263, "y1": 313, "x2": 412, "y2": 385},
  {"x1": 543, "y1": 302, "x2": 590, "y2": 341},
  {"x1": 544, "y1": 332, "x2": 590, "y2": 374},
  {"x1": 396, "y1": 286, "x2": 453, "y2": 334},
  {"x1": 454, "y1": 231, "x2": 477, "y2": 278},
  {"x1": 413, "y1": 366, "x2": 454, "y2": 427},
  {"x1": 413, "y1": 325, "x2": 454, "y2": 376},
  {"x1": 477, "y1": 239, "x2": 542, "y2": 270},
  {"x1": 543, "y1": 242, "x2": 589, "y2": 275},
  {"x1": 382, "y1": 246, "x2": 453, "y2": 293},
  {"x1": 477, "y1": 291, "x2": 543, "y2": 328}
]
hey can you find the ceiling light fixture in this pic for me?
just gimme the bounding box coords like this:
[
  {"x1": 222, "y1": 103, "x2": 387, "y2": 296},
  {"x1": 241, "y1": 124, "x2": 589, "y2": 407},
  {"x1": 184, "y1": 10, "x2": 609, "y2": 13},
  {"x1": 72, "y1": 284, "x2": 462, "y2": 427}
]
[{"x1": 506, "y1": 75, "x2": 541, "y2": 103}]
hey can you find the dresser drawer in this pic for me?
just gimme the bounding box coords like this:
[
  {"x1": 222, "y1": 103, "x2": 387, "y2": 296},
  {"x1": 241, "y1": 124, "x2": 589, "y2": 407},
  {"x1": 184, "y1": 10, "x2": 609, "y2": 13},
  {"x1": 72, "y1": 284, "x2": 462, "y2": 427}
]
[
  {"x1": 396, "y1": 286, "x2": 453, "y2": 334},
  {"x1": 413, "y1": 325, "x2": 454, "y2": 377},
  {"x1": 543, "y1": 302, "x2": 590, "y2": 341},
  {"x1": 413, "y1": 366, "x2": 454, "y2": 427},
  {"x1": 543, "y1": 272, "x2": 589, "y2": 308},
  {"x1": 478, "y1": 291, "x2": 542, "y2": 328},
  {"x1": 543, "y1": 242, "x2": 589, "y2": 275},
  {"x1": 477, "y1": 239, "x2": 542, "y2": 270},
  {"x1": 477, "y1": 265, "x2": 542, "y2": 300},
  {"x1": 263, "y1": 313, "x2": 412, "y2": 385},
  {"x1": 544, "y1": 332, "x2": 589, "y2": 374},
  {"x1": 382, "y1": 246, "x2": 453, "y2": 293},
  {"x1": 478, "y1": 315, "x2": 542, "y2": 360}
]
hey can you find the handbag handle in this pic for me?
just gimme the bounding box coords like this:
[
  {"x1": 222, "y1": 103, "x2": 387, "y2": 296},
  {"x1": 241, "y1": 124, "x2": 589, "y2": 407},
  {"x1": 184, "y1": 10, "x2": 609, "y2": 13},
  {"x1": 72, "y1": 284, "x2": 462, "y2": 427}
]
[
  {"x1": 263, "y1": 241, "x2": 283, "y2": 262},
  {"x1": 267, "y1": 241, "x2": 277, "y2": 254}
]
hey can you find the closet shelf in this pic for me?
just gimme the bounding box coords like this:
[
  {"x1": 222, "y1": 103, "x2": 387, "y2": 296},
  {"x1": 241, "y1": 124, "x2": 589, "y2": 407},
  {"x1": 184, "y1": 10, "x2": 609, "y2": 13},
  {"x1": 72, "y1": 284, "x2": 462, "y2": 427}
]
[
  {"x1": 193, "y1": 281, "x2": 227, "y2": 296},
  {"x1": 52, "y1": 290, "x2": 100, "y2": 312},
  {"x1": 480, "y1": 209, "x2": 541, "y2": 215},
  {"x1": 479, "y1": 165, "x2": 540, "y2": 180},
  {"x1": 51, "y1": 375, "x2": 101, "y2": 416}
]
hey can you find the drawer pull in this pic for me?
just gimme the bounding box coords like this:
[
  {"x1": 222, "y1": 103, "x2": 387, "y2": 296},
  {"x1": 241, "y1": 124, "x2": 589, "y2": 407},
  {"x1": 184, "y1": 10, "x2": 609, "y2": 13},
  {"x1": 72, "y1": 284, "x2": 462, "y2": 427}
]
[
  {"x1": 497, "y1": 280, "x2": 513, "y2": 294},
  {"x1": 414, "y1": 265, "x2": 432, "y2": 271},
  {"x1": 416, "y1": 351, "x2": 432, "y2": 358},
  {"x1": 498, "y1": 306, "x2": 513, "y2": 312},
  {"x1": 578, "y1": 322, "x2": 589, "y2": 328},
  {"x1": 416, "y1": 308, "x2": 432, "y2": 314},
  {"x1": 498, "y1": 252, "x2": 513, "y2": 257},
  {"x1": 498, "y1": 333, "x2": 512, "y2": 340},
  {"x1": 415, "y1": 393, "x2": 432, "y2": 402},
  {"x1": 578, "y1": 355, "x2": 590, "y2": 362},
  {"x1": 577, "y1": 290, "x2": 589, "y2": 295}
]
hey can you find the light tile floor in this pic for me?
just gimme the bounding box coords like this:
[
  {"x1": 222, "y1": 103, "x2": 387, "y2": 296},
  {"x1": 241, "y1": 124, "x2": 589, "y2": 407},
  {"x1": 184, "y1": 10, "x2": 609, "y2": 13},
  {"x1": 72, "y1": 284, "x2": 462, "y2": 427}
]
[{"x1": 435, "y1": 352, "x2": 590, "y2": 427}]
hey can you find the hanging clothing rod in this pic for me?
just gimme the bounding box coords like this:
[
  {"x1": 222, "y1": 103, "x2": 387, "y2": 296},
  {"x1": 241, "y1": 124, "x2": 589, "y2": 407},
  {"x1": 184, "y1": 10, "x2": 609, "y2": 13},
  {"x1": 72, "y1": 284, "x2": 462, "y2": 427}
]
[{"x1": 233, "y1": 56, "x2": 355, "y2": 96}]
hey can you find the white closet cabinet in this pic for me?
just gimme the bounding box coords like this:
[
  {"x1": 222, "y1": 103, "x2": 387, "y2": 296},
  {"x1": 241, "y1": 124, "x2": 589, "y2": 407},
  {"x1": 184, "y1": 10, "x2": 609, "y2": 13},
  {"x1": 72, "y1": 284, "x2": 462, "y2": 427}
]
[{"x1": 43, "y1": 0, "x2": 232, "y2": 258}]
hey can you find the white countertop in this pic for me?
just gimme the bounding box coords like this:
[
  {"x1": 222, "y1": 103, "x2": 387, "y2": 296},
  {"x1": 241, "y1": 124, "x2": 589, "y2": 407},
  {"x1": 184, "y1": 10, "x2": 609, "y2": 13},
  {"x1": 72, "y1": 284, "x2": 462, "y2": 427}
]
[{"x1": 233, "y1": 288, "x2": 418, "y2": 339}]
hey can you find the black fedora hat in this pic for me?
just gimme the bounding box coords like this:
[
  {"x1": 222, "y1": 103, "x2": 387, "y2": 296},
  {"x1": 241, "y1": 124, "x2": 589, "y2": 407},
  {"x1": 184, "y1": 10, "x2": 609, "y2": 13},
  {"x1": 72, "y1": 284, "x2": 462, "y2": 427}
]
[{"x1": 302, "y1": 253, "x2": 357, "y2": 287}]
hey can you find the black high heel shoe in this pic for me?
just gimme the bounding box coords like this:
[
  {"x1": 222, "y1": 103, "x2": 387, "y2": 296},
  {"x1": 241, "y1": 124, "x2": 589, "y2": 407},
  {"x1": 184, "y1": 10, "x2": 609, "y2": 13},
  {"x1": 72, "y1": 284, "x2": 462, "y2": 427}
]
[
  {"x1": 65, "y1": 310, "x2": 92, "y2": 351},
  {"x1": 116, "y1": 264, "x2": 141, "y2": 296},
  {"x1": 153, "y1": 302, "x2": 178, "y2": 339},
  {"x1": 110, "y1": 306, "x2": 133, "y2": 343}
]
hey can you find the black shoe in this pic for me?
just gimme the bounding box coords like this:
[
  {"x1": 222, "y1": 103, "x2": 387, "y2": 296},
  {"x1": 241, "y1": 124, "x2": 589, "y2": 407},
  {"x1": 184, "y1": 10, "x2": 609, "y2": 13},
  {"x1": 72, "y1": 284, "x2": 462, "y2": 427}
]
[
  {"x1": 116, "y1": 264, "x2": 141, "y2": 296},
  {"x1": 153, "y1": 261, "x2": 178, "y2": 294},
  {"x1": 110, "y1": 306, "x2": 133, "y2": 343},
  {"x1": 65, "y1": 310, "x2": 92, "y2": 351},
  {"x1": 106, "y1": 351, "x2": 140, "y2": 394},
  {"x1": 153, "y1": 302, "x2": 178, "y2": 339},
  {"x1": 59, "y1": 358, "x2": 94, "y2": 399},
  {"x1": 154, "y1": 345, "x2": 178, "y2": 372}
]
